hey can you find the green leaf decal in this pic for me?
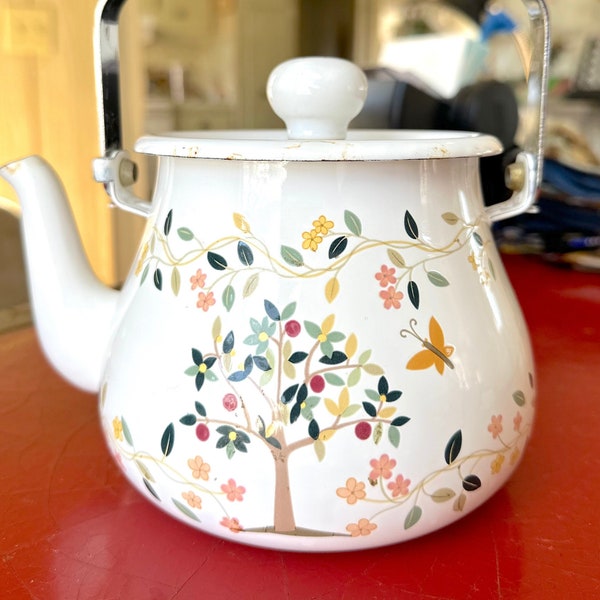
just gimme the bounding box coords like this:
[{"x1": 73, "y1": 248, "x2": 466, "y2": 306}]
[
  {"x1": 319, "y1": 351, "x2": 347, "y2": 365},
  {"x1": 161, "y1": 423, "x2": 175, "y2": 457},
  {"x1": 289, "y1": 351, "x2": 308, "y2": 364},
  {"x1": 473, "y1": 232, "x2": 484, "y2": 246},
  {"x1": 388, "y1": 425, "x2": 400, "y2": 448},
  {"x1": 171, "y1": 267, "x2": 181, "y2": 296},
  {"x1": 314, "y1": 439, "x2": 326, "y2": 462},
  {"x1": 347, "y1": 367, "x2": 361, "y2": 387},
  {"x1": 404, "y1": 505, "x2": 422, "y2": 529},
  {"x1": 391, "y1": 416, "x2": 410, "y2": 427},
  {"x1": 290, "y1": 402, "x2": 302, "y2": 424},
  {"x1": 328, "y1": 236, "x2": 348, "y2": 259},
  {"x1": 164, "y1": 209, "x2": 173, "y2": 235},
  {"x1": 513, "y1": 390, "x2": 526, "y2": 407},
  {"x1": 431, "y1": 488, "x2": 456, "y2": 503},
  {"x1": 462, "y1": 474, "x2": 482, "y2": 492},
  {"x1": 324, "y1": 373, "x2": 344, "y2": 386},
  {"x1": 237, "y1": 241, "x2": 254, "y2": 266},
  {"x1": 281, "y1": 384, "x2": 299, "y2": 404},
  {"x1": 140, "y1": 263, "x2": 150, "y2": 285},
  {"x1": 222, "y1": 331, "x2": 235, "y2": 354},
  {"x1": 153, "y1": 268, "x2": 163, "y2": 290},
  {"x1": 444, "y1": 430, "x2": 462, "y2": 465},
  {"x1": 404, "y1": 211, "x2": 419, "y2": 240},
  {"x1": 253, "y1": 356, "x2": 271, "y2": 371},
  {"x1": 408, "y1": 281, "x2": 420, "y2": 309},
  {"x1": 387, "y1": 249, "x2": 405, "y2": 268},
  {"x1": 172, "y1": 498, "x2": 200, "y2": 521},
  {"x1": 442, "y1": 212, "x2": 459, "y2": 225},
  {"x1": 195, "y1": 401, "x2": 206, "y2": 416},
  {"x1": 143, "y1": 478, "x2": 160, "y2": 501},
  {"x1": 281, "y1": 302, "x2": 297, "y2": 320},
  {"x1": 121, "y1": 417, "x2": 133, "y2": 446},
  {"x1": 222, "y1": 285, "x2": 235, "y2": 312},
  {"x1": 177, "y1": 227, "x2": 194, "y2": 241},
  {"x1": 427, "y1": 271, "x2": 450, "y2": 287},
  {"x1": 242, "y1": 273, "x2": 260, "y2": 298},
  {"x1": 344, "y1": 210, "x2": 362, "y2": 235},
  {"x1": 207, "y1": 252, "x2": 228, "y2": 270},
  {"x1": 281, "y1": 245, "x2": 304, "y2": 267},
  {"x1": 304, "y1": 321, "x2": 321, "y2": 339}
]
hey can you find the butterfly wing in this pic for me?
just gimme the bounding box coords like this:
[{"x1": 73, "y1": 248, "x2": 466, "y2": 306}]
[
  {"x1": 429, "y1": 316, "x2": 454, "y2": 373},
  {"x1": 406, "y1": 348, "x2": 435, "y2": 371}
]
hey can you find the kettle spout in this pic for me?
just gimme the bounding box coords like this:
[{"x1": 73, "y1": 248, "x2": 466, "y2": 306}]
[{"x1": 0, "y1": 156, "x2": 120, "y2": 393}]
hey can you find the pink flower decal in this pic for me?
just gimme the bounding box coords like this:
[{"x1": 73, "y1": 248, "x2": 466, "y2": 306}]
[
  {"x1": 487, "y1": 414, "x2": 503, "y2": 439},
  {"x1": 220, "y1": 516, "x2": 243, "y2": 533},
  {"x1": 387, "y1": 474, "x2": 411, "y2": 498},
  {"x1": 196, "y1": 291, "x2": 216, "y2": 311},
  {"x1": 375, "y1": 265, "x2": 397, "y2": 287},
  {"x1": 190, "y1": 269, "x2": 207, "y2": 290},
  {"x1": 379, "y1": 286, "x2": 404, "y2": 309},
  {"x1": 513, "y1": 411, "x2": 522, "y2": 432},
  {"x1": 369, "y1": 454, "x2": 397, "y2": 481},
  {"x1": 221, "y1": 478, "x2": 246, "y2": 502}
]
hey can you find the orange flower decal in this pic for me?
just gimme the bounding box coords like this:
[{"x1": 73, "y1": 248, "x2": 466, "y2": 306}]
[
  {"x1": 221, "y1": 479, "x2": 246, "y2": 502},
  {"x1": 196, "y1": 291, "x2": 216, "y2": 311},
  {"x1": 379, "y1": 286, "x2": 403, "y2": 309},
  {"x1": 387, "y1": 474, "x2": 411, "y2": 498},
  {"x1": 336, "y1": 477, "x2": 367, "y2": 505},
  {"x1": 487, "y1": 415, "x2": 503, "y2": 439},
  {"x1": 187, "y1": 456, "x2": 210, "y2": 481},
  {"x1": 346, "y1": 518, "x2": 377, "y2": 537},
  {"x1": 375, "y1": 265, "x2": 397, "y2": 287},
  {"x1": 369, "y1": 454, "x2": 397, "y2": 481},
  {"x1": 220, "y1": 516, "x2": 243, "y2": 533},
  {"x1": 182, "y1": 491, "x2": 202, "y2": 509},
  {"x1": 190, "y1": 269, "x2": 207, "y2": 290}
]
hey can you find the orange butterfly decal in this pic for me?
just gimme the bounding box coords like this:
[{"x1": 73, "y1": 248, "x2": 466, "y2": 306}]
[{"x1": 401, "y1": 317, "x2": 455, "y2": 375}]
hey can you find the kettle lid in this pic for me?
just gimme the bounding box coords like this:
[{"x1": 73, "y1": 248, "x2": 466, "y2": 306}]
[{"x1": 135, "y1": 57, "x2": 502, "y2": 162}]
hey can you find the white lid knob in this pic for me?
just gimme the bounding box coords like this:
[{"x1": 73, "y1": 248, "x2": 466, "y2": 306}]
[{"x1": 266, "y1": 57, "x2": 368, "y2": 140}]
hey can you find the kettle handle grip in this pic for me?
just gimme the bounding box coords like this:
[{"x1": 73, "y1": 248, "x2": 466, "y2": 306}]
[{"x1": 485, "y1": 0, "x2": 550, "y2": 222}]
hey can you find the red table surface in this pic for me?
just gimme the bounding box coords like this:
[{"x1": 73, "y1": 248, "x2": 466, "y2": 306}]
[{"x1": 1, "y1": 254, "x2": 599, "y2": 599}]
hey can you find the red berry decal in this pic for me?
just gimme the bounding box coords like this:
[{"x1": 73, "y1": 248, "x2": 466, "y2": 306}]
[
  {"x1": 285, "y1": 320, "x2": 301, "y2": 337},
  {"x1": 355, "y1": 421, "x2": 372, "y2": 440},
  {"x1": 222, "y1": 393, "x2": 238, "y2": 412},
  {"x1": 310, "y1": 375, "x2": 325, "y2": 393},
  {"x1": 196, "y1": 423, "x2": 210, "y2": 441}
]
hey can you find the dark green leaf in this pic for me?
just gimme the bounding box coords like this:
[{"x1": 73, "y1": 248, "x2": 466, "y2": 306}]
[
  {"x1": 328, "y1": 236, "x2": 348, "y2": 259},
  {"x1": 204, "y1": 356, "x2": 217, "y2": 369},
  {"x1": 344, "y1": 210, "x2": 362, "y2": 235},
  {"x1": 308, "y1": 419, "x2": 320, "y2": 440},
  {"x1": 377, "y1": 376, "x2": 389, "y2": 395},
  {"x1": 163, "y1": 209, "x2": 173, "y2": 235},
  {"x1": 391, "y1": 416, "x2": 410, "y2": 427},
  {"x1": 408, "y1": 280, "x2": 420, "y2": 309},
  {"x1": 237, "y1": 241, "x2": 254, "y2": 266},
  {"x1": 266, "y1": 436, "x2": 282, "y2": 449},
  {"x1": 362, "y1": 402, "x2": 377, "y2": 417},
  {"x1": 216, "y1": 435, "x2": 229, "y2": 449},
  {"x1": 153, "y1": 268, "x2": 163, "y2": 290},
  {"x1": 179, "y1": 414, "x2": 197, "y2": 426},
  {"x1": 233, "y1": 438, "x2": 248, "y2": 453},
  {"x1": 473, "y1": 231, "x2": 484, "y2": 246},
  {"x1": 513, "y1": 390, "x2": 526, "y2": 407},
  {"x1": 319, "y1": 351, "x2": 348, "y2": 365},
  {"x1": 161, "y1": 423, "x2": 175, "y2": 457},
  {"x1": 281, "y1": 245, "x2": 304, "y2": 267},
  {"x1": 404, "y1": 211, "x2": 419, "y2": 239},
  {"x1": 177, "y1": 227, "x2": 194, "y2": 241},
  {"x1": 207, "y1": 251, "x2": 228, "y2": 270},
  {"x1": 281, "y1": 384, "x2": 299, "y2": 404},
  {"x1": 222, "y1": 331, "x2": 235, "y2": 354},
  {"x1": 253, "y1": 356, "x2": 271, "y2": 371},
  {"x1": 264, "y1": 300, "x2": 281, "y2": 321},
  {"x1": 195, "y1": 401, "x2": 206, "y2": 416},
  {"x1": 192, "y1": 348, "x2": 203, "y2": 365},
  {"x1": 462, "y1": 474, "x2": 482, "y2": 492},
  {"x1": 404, "y1": 505, "x2": 422, "y2": 529},
  {"x1": 386, "y1": 390, "x2": 402, "y2": 403},
  {"x1": 296, "y1": 383, "x2": 308, "y2": 404},
  {"x1": 195, "y1": 372, "x2": 205, "y2": 391},
  {"x1": 290, "y1": 402, "x2": 302, "y2": 424},
  {"x1": 289, "y1": 351, "x2": 308, "y2": 364},
  {"x1": 445, "y1": 430, "x2": 462, "y2": 465}
]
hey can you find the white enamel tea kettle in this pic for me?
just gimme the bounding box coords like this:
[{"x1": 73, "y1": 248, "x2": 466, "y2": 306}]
[{"x1": 0, "y1": 0, "x2": 549, "y2": 551}]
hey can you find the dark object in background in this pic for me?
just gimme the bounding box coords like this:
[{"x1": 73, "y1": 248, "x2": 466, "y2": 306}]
[{"x1": 352, "y1": 67, "x2": 520, "y2": 206}]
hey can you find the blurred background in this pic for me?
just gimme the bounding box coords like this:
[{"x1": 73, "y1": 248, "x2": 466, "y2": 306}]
[{"x1": 1, "y1": 0, "x2": 599, "y2": 331}]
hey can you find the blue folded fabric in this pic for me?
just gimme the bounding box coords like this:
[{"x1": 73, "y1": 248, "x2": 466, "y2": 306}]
[{"x1": 542, "y1": 159, "x2": 600, "y2": 199}]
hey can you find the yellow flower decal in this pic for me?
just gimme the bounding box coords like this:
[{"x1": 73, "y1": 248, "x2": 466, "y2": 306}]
[
  {"x1": 302, "y1": 229, "x2": 323, "y2": 251},
  {"x1": 312, "y1": 215, "x2": 334, "y2": 235},
  {"x1": 112, "y1": 417, "x2": 124, "y2": 442}
]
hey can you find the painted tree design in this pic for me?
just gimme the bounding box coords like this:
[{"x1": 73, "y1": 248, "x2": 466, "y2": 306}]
[{"x1": 162, "y1": 299, "x2": 410, "y2": 534}]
